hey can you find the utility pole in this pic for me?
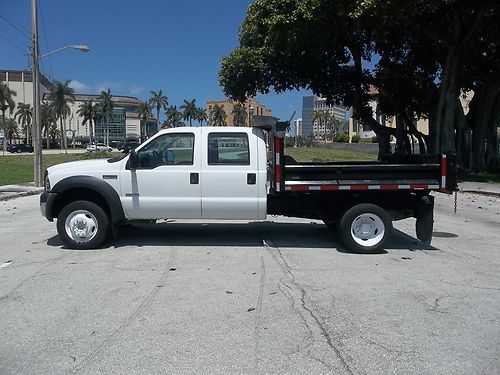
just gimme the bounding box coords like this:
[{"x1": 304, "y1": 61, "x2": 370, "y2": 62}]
[{"x1": 32, "y1": 0, "x2": 43, "y2": 187}]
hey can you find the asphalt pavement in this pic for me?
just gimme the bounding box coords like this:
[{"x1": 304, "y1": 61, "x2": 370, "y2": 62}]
[{"x1": 0, "y1": 192, "x2": 499, "y2": 374}]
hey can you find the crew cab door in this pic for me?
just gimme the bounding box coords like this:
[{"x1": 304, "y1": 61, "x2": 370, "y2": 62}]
[
  {"x1": 200, "y1": 129, "x2": 264, "y2": 219},
  {"x1": 120, "y1": 131, "x2": 201, "y2": 219}
]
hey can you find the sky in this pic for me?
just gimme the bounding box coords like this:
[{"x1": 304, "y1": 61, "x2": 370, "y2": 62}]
[{"x1": 1, "y1": 0, "x2": 311, "y2": 124}]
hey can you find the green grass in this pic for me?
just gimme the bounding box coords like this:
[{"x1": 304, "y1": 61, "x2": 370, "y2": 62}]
[
  {"x1": 0, "y1": 152, "x2": 118, "y2": 185},
  {"x1": 286, "y1": 146, "x2": 376, "y2": 162}
]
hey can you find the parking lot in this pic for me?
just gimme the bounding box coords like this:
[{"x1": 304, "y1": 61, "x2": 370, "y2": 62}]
[{"x1": 0, "y1": 192, "x2": 499, "y2": 375}]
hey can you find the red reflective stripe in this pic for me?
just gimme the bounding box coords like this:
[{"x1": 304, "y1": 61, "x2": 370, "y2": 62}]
[
  {"x1": 380, "y1": 185, "x2": 399, "y2": 190},
  {"x1": 275, "y1": 137, "x2": 281, "y2": 188},
  {"x1": 350, "y1": 185, "x2": 369, "y2": 191},
  {"x1": 290, "y1": 185, "x2": 309, "y2": 191},
  {"x1": 320, "y1": 185, "x2": 340, "y2": 191},
  {"x1": 410, "y1": 184, "x2": 428, "y2": 189},
  {"x1": 275, "y1": 165, "x2": 281, "y2": 182}
]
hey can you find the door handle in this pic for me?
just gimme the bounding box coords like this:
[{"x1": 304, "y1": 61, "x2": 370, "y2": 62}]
[
  {"x1": 247, "y1": 173, "x2": 256, "y2": 185},
  {"x1": 190, "y1": 172, "x2": 199, "y2": 184}
]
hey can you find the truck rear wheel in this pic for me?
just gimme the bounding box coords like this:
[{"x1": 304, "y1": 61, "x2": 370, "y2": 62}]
[
  {"x1": 339, "y1": 204, "x2": 392, "y2": 254},
  {"x1": 57, "y1": 200, "x2": 109, "y2": 250}
]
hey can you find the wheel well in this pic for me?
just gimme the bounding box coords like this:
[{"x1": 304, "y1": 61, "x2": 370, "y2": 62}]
[{"x1": 51, "y1": 188, "x2": 111, "y2": 220}]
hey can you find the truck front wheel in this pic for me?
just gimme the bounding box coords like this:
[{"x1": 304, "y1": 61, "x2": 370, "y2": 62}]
[
  {"x1": 57, "y1": 200, "x2": 109, "y2": 249},
  {"x1": 339, "y1": 204, "x2": 392, "y2": 254}
]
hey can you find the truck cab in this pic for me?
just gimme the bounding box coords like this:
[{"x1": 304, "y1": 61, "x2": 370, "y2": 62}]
[{"x1": 120, "y1": 126, "x2": 267, "y2": 220}]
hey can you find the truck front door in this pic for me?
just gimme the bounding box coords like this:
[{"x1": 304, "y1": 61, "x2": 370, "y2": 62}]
[{"x1": 120, "y1": 131, "x2": 201, "y2": 219}]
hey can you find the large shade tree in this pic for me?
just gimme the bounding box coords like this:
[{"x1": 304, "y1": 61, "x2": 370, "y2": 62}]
[
  {"x1": 48, "y1": 80, "x2": 75, "y2": 152},
  {"x1": 219, "y1": 0, "x2": 500, "y2": 169}
]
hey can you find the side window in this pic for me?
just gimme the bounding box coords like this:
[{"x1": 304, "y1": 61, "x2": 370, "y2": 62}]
[
  {"x1": 208, "y1": 133, "x2": 249, "y2": 165},
  {"x1": 137, "y1": 133, "x2": 194, "y2": 169}
]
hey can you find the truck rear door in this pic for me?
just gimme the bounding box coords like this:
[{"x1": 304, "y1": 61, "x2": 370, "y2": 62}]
[{"x1": 200, "y1": 128, "x2": 265, "y2": 219}]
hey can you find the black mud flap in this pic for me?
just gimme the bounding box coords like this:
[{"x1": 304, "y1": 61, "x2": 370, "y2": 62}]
[{"x1": 416, "y1": 195, "x2": 434, "y2": 245}]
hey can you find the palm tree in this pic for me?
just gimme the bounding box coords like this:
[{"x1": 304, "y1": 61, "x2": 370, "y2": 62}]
[
  {"x1": 77, "y1": 100, "x2": 98, "y2": 145},
  {"x1": 48, "y1": 80, "x2": 75, "y2": 152},
  {"x1": 210, "y1": 104, "x2": 227, "y2": 126},
  {"x1": 5, "y1": 118, "x2": 19, "y2": 144},
  {"x1": 98, "y1": 89, "x2": 114, "y2": 145},
  {"x1": 136, "y1": 101, "x2": 153, "y2": 139},
  {"x1": 196, "y1": 107, "x2": 208, "y2": 126},
  {"x1": 48, "y1": 123, "x2": 60, "y2": 141},
  {"x1": 165, "y1": 105, "x2": 184, "y2": 128},
  {"x1": 41, "y1": 101, "x2": 55, "y2": 149},
  {"x1": 1, "y1": 82, "x2": 16, "y2": 152},
  {"x1": 15, "y1": 103, "x2": 32, "y2": 144},
  {"x1": 148, "y1": 90, "x2": 168, "y2": 131},
  {"x1": 232, "y1": 102, "x2": 247, "y2": 126},
  {"x1": 180, "y1": 99, "x2": 197, "y2": 127}
]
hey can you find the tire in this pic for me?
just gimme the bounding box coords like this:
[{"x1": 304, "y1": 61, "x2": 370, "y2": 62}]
[
  {"x1": 17, "y1": 149, "x2": 22, "y2": 153},
  {"x1": 57, "y1": 200, "x2": 109, "y2": 249},
  {"x1": 339, "y1": 204, "x2": 392, "y2": 254}
]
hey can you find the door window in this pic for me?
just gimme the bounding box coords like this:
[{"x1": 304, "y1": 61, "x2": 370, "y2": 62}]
[
  {"x1": 137, "y1": 133, "x2": 194, "y2": 169},
  {"x1": 208, "y1": 133, "x2": 249, "y2": 165}
]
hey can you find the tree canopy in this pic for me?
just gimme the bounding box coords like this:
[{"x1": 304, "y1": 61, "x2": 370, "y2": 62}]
[{"x1": 219, "y1": 0, "x2": 500, "y2": 169}]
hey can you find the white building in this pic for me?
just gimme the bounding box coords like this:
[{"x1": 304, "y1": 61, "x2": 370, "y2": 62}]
[
  {"x1": 302, "y1": 96, "x2": 347, "y2": 137},
  {"x1": 1, "y1": 69, "x2": 155, "y2": 144}
]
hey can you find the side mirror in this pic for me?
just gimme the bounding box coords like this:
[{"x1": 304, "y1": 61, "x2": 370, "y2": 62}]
[{"x1": 129, "y1": 149, "x2": 138, "y2": 170}]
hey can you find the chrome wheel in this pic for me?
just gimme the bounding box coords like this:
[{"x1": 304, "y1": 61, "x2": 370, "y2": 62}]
[
  {"x1": 350, "y1": 213, "x2": 385, "y2": 247},
  {"x1": 65, "y1": 210, "x2": 99, "y2": 243}
]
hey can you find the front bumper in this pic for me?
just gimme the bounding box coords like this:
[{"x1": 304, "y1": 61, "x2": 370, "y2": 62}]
[{"x1": 40, "y1": 192, "x2": 57, "y2": 221}]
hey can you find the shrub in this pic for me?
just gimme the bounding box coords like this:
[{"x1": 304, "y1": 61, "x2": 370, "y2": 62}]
[
  {"x1": 334, "y1": 132, "x2": 349, "y2": 142},
  {"x1": 351, "y1": 134, "x2": 360, "y2": 143}
]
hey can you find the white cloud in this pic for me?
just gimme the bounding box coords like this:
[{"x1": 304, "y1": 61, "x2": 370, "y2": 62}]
[
  {"x1": 96, "y1": 81, "x2": 121, "y2": 94},
  {"x1": 129, "y1": 84, "x2": 144, "y2": 95},
  {"x1": 69, "y1": 80, "x2": 90, "y2": 92}
]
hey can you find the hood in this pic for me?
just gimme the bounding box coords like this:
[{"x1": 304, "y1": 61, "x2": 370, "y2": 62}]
[{"x1": 47, "y1": 158, "x2": 113, "y2": 174}]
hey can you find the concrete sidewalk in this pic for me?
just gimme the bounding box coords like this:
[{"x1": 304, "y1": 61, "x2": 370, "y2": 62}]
[{"x1": 1, "y1": 181, "x2": 499, "y2": 202}]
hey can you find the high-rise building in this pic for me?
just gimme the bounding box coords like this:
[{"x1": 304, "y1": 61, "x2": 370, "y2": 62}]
[
  {"x1": 206, "y1": 97, "x2": 272, "y2": 126},
  {"x1": 302, "y1": 96, "x2": 347, "y2": 136}
]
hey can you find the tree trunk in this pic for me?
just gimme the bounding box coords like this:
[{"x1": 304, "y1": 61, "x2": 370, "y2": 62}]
[
  {"x1": 433, "y1": 43, "x2": 460, "y2": 154},
  {"x1": 469, "y1": 85, "x2": 500, "y2": 171},
  {"x1": 59, "y1": 117, "x2": 64, "y2": 153}
]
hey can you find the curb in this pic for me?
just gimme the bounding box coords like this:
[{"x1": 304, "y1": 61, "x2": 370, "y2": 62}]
[
  {"x1": 0, "y1": 189, "x2": 44, "y2": 202},
  {"x1": 460, "y1": 189, "x2": 500, "y2": 198}
]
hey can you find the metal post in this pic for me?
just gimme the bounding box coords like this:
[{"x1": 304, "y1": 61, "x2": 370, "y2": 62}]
[{"x1": 32, "y1": 0, "x2": 42, "y2": 187}]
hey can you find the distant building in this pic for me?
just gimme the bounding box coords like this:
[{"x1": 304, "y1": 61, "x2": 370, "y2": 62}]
[
  {"x1": 348, "y1": 86, "x2": 430, "y2": 142},
  {"x1": 302, "y1": 96, "x2": 347, "y2": 137},
  {"x1": 292, "y1": 118, "x2": 302, "y2": 136},
  {"x1": 1, "y1": 69, "x2": 155, "y2": 144},
  {"x1": 206, "y1": 97, "x2": 272, "y2": 126}
]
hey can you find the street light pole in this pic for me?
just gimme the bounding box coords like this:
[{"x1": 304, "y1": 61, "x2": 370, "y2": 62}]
[
  {"x1": 32, "y1": 0, "x2": 42, "y2": 187},
  {"x1": 31, "y1": 0, "x2": 90, "y2": 187}
]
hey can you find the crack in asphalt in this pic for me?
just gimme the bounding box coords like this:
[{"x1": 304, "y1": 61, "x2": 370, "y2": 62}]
[
  {"x1": 72, "y1": 247, "x2": 177, "y2": 374},
  {"x1": 259, "y1": 223, "x2": 355, "y2": 374},
  {"x1": 254, "y1": 255, "x2": 266, "y2": 372}
]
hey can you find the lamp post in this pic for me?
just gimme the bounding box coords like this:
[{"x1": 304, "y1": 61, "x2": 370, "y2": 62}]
[{"x1": 31, "y1": 0, "x2": 90, "y2": 187}]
